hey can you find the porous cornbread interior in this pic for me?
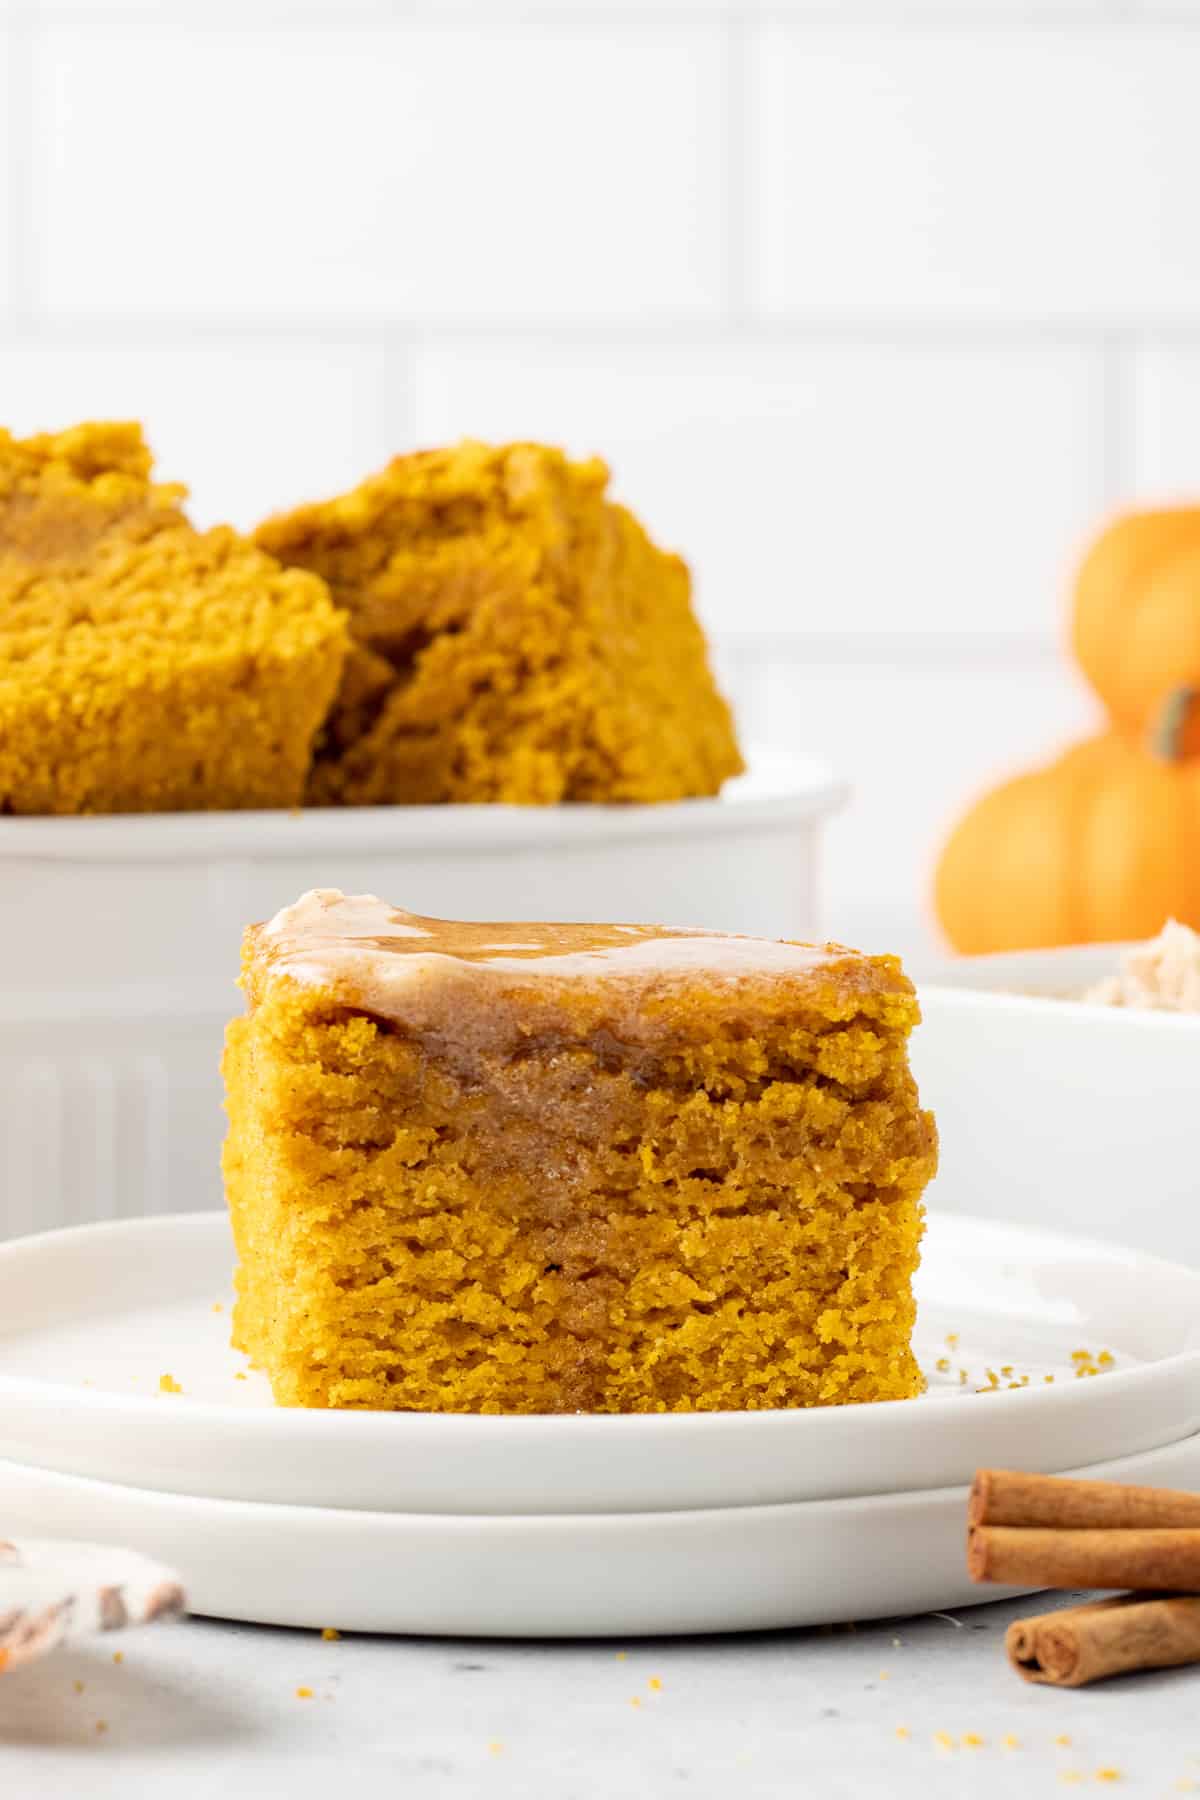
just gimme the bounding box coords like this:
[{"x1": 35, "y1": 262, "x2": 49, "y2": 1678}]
[
  {"x1": 0, "y1": 422, "x2": 348, "y2": 814},
  {"x1": 254, "y1": 440, "x2": 744, "y2": 806},
  {"x1": 0, "y1": 420, "x2": 188, "y2": 572},
  {"x1": 223, "y1": 891, "x2": 937, "y2": 1414}
]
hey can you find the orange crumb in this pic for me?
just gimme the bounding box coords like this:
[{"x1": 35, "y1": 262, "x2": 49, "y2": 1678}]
[
  {"x1": 630, "y1": 1696, "x2": 642, "y2": 1709},
  {"x1": 878, "y1": 1669, "x2": 890, "y2": 1680},
  {"x1": 296, "y1": 1686, "x2": 313, "y2": 1699},
  {"x1": 1097, "y1": 1351, "x2": 1114, "y2": 1368},
  {"x1": 112, "y1": 1651, "x2": 123, "y2": 1666},
  {"x1": 1095, "y1": 1773, "x2": 1121, "y2": 1785},
  {"x1": 933, "y1": 1731, "x2": 956, "y2": 1751},
  {"x1": 1044, "y1": 1374, "x2": 1055, "y2": 1383},
  {"x1": 488, "y1": 1741, "x2": 504, "y2": 1755},
  {"x1": 895, "y1": 1726, "x2": 910, "y2": 1741},
  {"x1": 321, "y1": 1628, "x2": 340, "y2": 1641},
  {"x1": 1058, "y1": 1775, "x2": 1083, "y2": 1788},
  {"x1": 95, "y1": 1721, "x2": 108, "y2": 1735},
  {"x1": 234, "y1": 1371, "x2": 247, "y2": 1381},
  {"x1": 984, "y1": 1369, "x2": 1000, "y2": 1389},
  {"x1": 1070, "y1": 1350, "x2": 1091, "y2": 1363},
  {"x1": 962, "y1": 1733, "x2": 985, "y2": 1748},
  {"x1": 648, "y1": 1677, "x2": 663, "y2": 1692},
  {"x1": 934, "y1": 1357, "x2": 950, "y2": 1373},
  {"x1": 158, "y1": 1372, "x2": 183, "y2": 1395},
  {"x1": 959, "y1": 1369, "x2": 968, "y2": 1385},
  {"x1": 212, "y1": 1302, "x2": 223, "y2": 1313},
  {"x1": 945, "y1": 1333, "x2": 960, "y2": 1349},
  {"x1": 1055, "y1": 1735, "x2": 1072, "y2": 1747},
  {"x1": 73, "y1": 1680, "x2": 85, "y2": 1694},
  {"x1": 1002, "y1": 1734, "x2": 1020, "y2": 1749},
  {"x1": 615, "y1": 1651, "x2": 627, "y2": 1661},
  {"x1": 999, "y1": 1365, "x2": 1013, "y2": 1377}
]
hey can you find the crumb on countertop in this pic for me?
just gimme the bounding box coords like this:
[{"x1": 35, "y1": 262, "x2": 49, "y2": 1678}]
[{"x1": 158, "y1": 1372, "x2": 183, "y2": 1395}]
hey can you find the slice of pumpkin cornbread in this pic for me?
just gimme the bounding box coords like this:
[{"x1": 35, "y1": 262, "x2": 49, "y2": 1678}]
[
  {"x1": 254, "y1": 439, "x2": 744, "y2": 805},
  {"x1": 0, "y1": 422, "x2": 348, "y2": 814},
  {"x1": 223, "y1": 889, "x2": 937, "y2": 1414}
]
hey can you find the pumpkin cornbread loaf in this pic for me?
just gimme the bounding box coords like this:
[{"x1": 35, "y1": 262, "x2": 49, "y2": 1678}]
[
  {"x1": 254, "y1": 440, "x2": 744, "y2": 805},
  {"x1": 0, "y1": 421, "x2": 348, "y2": 814},
  {"x1": 223, "y1": 889, "x2": 937, "y2": 1413}
]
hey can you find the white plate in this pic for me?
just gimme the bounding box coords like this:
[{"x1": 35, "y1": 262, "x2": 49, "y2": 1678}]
[
  {"x1": 0, "y1": 746, "x2": 843, "y2": 1019},
  {"x1": 0, "y1": 746, "x2": 845, "y2": 1241},
  {"x1": 2, "y1": 1210, "x2": 1198, "y2": 1514},
  {"x1": 4, "y1": 1435, "x2": 1200, "y2": 1637}
]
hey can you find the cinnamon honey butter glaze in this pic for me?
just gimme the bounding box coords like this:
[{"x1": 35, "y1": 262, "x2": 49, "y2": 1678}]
[{"x1": 226, "y1": 890, "x2": 937, "y2": 1413}]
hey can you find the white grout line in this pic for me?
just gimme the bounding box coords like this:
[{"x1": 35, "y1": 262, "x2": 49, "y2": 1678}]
[
  {"x1": 14, "y1": 312, "x2": 1200, "y2": 351},
  {"x1": 24, "y1": 2, "x2": 740, "y2": 28},
  {"x1": 711, "y1": 632, "x2": 1063, "y2": 669},
  {"x1": 723, "y1": 7, "x2": 751, "y2": 327},
  {"x1": 18, "y1": 1, "x2": 1198, "y2": 27},
  {"x1": 1098, "y1": 330, "x2": 1138, "y2": 505},
  {"x1": 383, "y1": 338, "x2": 417, "y2": 452},
  {"x1": 3, "y1": 4, "x2": 36, "y2": 329}
]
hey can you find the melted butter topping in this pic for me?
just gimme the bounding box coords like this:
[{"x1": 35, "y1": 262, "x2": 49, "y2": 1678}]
[{"x1": 256, "y1": 889, "x2": 847, "y2": 1001}]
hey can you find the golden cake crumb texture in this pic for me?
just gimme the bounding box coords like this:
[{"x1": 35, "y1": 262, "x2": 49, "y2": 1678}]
[
  {"x1": 0, "y1": 421, "x2": 348, "y2": 815},
  {"x1": 255, "y1": 440, "x2": 744, "y2": 806},
  {"x1": 223, "y1": 891, "x2": 937, "y2": 1414}
]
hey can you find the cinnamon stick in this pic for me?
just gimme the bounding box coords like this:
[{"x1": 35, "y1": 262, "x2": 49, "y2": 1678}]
[
  {"x1": 970, "y1": 1470, "x2": 1200, "y2": 1533},
  {"x1": 968, "y1": 1525, "x2": 1200, "y2": 1591},
  {"x1": 1006, "y1": 1594, "x2": 1200, "y2": 1687}
]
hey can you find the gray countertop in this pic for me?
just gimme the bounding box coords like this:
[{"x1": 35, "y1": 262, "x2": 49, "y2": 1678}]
[{"x1": 5, "y1": 1596, "x2": 1198, "y2": 1798}]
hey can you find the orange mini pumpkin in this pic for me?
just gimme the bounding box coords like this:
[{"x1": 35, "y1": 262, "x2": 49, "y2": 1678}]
[
  {"x1": 934, "y1": 704, "x2": 1200, "y2": 953},
  {"x1": 1074, "y1": 507, "x2": 1200, "y2": 754}
]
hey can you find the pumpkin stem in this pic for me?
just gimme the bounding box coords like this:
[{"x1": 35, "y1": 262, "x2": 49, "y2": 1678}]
[{"x1": 1150, "y1": 687, "x2": 1199, "y2": 761}]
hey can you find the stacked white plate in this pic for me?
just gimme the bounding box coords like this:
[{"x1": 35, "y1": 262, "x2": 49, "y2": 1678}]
[{"x1": 3, "y1": 1209, "x2": 1200, "y2": 1637}]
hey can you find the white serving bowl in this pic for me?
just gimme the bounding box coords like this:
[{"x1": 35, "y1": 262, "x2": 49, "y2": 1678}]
[
  {"x1": 0, "y1": 747, "x2": 842, "y2": 1239},
  {"x1": 912, "y1": 944, "x2": 1200, "y2": 1267}
]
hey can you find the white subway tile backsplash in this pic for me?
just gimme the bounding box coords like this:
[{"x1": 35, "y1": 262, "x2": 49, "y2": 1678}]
[
  {"x1": 750, "y1": 25, "x2": 1200, "y2": 324},
  {"x1": 410, "y1": 338, "x2": 1105, "y2": 640},
  {"x1": 746, "y1": 651, "x2": 1101, "y2": 947},
  {"x1": 2, "y1": 0, "x2": 1188, "y2": 949},
  {"x1": 0, "y1": 27, "x2": 12, "y2": 322},
  {"x1": 34, "y1": 20, "x2": 728, "y2": 324},
  {"x1": 0, "y1": 340, "x2": 394, "y2": 528},
  {"x1": 1129, "y1": 345, "x2": 1200, "y2": 504}
]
